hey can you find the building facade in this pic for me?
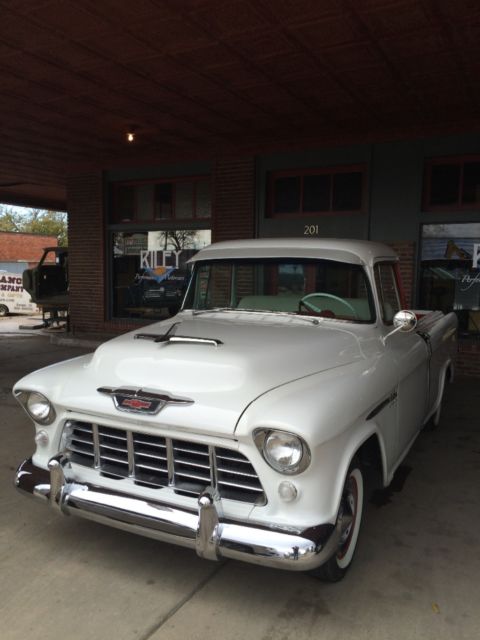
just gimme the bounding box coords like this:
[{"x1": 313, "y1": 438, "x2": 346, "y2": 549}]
[{"x1": 65, "y1": 130, "x2": 480, "y2": 376}]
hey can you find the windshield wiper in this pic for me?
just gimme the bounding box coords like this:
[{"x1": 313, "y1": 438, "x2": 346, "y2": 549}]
[{"x1": 239, "y1": 309, "x2": 322, "y2": 325}]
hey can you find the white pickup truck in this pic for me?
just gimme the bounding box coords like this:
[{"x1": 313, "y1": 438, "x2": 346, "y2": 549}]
[{"x1": 14, "y1": 239, "x2": 457, "y2": 581}]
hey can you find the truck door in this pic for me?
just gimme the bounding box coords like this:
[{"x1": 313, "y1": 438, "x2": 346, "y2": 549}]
[
  {"x1": 388, "y1": 331, "x2": 429, "y2": 454},
  {"x1": 375, "y1": 263, "x2": 429, "y2": 458}
]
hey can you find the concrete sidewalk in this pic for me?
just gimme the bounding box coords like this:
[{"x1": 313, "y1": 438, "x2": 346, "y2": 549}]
[{"x1": 0, "y1": 335, "x2": 479, "y2": 640}]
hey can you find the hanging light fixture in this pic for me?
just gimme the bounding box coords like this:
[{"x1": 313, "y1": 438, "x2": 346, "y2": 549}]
[{"x1": 126, "y1": 127, "x2": 136, "y2": 143}]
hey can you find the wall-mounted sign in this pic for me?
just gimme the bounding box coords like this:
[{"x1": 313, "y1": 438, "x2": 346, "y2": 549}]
[{"x1": 140, "y1": 249, "x2": 196, "y2": 270}]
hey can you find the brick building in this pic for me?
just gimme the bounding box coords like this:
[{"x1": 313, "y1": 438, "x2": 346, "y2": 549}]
[
  {"x1": 1, "y1": 2, "x2": 480, "y2": 375},
  {"x1": 0, "y1": 231, "x2": 58, "y2": 272}
]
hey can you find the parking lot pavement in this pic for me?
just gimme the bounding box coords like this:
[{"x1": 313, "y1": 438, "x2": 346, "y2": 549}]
[{"x1": 1, "y1": 335, "x2": 479, "y2": 640}]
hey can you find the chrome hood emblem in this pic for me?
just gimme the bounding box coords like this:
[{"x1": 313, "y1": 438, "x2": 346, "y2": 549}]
[{"x1": 97, "y1": 386, "x2": 194, "y2": 415}]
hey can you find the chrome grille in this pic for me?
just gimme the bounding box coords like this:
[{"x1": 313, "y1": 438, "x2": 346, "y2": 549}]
[
  {"x1": 134, "y1": 432, "x2": 168, "y2": 487},
  {"x1": 65, "y1": 421, "x2": 265, "y2": 504}
]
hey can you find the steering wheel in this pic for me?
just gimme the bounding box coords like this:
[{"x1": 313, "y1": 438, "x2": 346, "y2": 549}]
[{"x1": 299, "y1": 293, "x2": 358, "y2": 319}]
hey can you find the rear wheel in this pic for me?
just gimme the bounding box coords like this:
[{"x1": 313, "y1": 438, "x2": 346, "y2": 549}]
[
  {"x1": 425, "y1": 372, "x2": 449, "y2": 430},
  {"x1": 310, "y1": 460, "x2": 364, "y2": 582},
  {"x1": 0, "y1": 304, "x2": 9, "y2": 317},
  {"x1": 430, "y1": 402, "x2": 442, "y2": 429}
]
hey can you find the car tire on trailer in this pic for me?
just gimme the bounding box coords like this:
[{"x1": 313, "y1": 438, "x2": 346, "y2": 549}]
[
  {"x1": 309, "y1": 458, "x2": 365, "y2": 582},
  {"x1": 0, "y1": 304, "x2": 9, "y2": 317}
]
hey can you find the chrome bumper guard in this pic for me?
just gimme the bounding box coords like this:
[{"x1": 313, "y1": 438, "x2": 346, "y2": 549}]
[{"x1": 15, "y1": 456, "x2": 340, "y2": 571}]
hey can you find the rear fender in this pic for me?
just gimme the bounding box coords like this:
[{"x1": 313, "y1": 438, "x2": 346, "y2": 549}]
[{"x1": 424, "y1": 358, "x2": 453, "y2": 425}]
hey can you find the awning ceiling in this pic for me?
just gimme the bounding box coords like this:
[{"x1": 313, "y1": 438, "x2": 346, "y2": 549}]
[{"x1": 1, "y1": 0, "x2": 480, "y2": 209}]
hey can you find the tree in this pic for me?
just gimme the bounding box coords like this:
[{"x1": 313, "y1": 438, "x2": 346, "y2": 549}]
[
  {"x1": 162, "y1": 230, "x2": 199, "y2": 251},
  {"x1": 0, "y1": 206, "x2": 68, "y2": 245}
]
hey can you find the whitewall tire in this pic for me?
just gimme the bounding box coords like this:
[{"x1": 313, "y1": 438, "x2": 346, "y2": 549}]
[{"x1": 310, "y1": 459, "x2": 364, "y2": 582}]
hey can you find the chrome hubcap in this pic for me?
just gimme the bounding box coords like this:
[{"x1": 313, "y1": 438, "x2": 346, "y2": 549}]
[{"x1": 338, "y1": 477, "x2": 357, "y2": 552}]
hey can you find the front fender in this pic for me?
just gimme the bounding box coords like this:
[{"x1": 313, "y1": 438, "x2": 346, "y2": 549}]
[{"x1": 235, "y1": 360, "x2": 393, "y2": 528}]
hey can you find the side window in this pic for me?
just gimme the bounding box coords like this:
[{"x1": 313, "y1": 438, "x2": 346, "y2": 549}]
[{"x1": 374, "y1": 263, "x2": 401, "y2": 324}]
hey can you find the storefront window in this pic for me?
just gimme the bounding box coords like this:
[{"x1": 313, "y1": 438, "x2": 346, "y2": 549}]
[
  {"x1": 154, "y1": 183, "x2": 173, "y2": 219},
  {"x1": 424, "y1": 157, "x2": 480, "y2": 211},
  {"x1": 267, "y1": 166, "x2": 366, "y2": 217},
  {"x1": 110, "y1": 177, "x2": 212, "y2": 223},
  {"x1": 112, "y1": 229, "x2": 211, "y2": 320},
  {"x1": 420, "y1": 223, "x2": 480, "y2": 336}
]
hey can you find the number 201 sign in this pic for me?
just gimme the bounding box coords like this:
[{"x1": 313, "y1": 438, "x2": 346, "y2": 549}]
[{"x1": 304, "y1": 225, "x2": 319, "y2": 236}]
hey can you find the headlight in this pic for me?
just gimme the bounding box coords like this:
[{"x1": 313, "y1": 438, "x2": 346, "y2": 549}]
[
  {"x1": 15, "y1": 390, "x2": 56, "y2": 425},
  {"x1": 254, "y1": 429, "x2": 310, "y2": 475}
]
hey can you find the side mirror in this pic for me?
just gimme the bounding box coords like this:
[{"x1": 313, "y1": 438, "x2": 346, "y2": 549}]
[
  {"x1": 382, "y1": 310, "x2": 417, "y2": 344},
  {"x1": 393, "y1": 310, "x2": 417, "y2": 333}
]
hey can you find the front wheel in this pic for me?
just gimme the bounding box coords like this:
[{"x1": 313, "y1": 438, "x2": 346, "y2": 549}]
[
  {"x1": 310, "y1": 460, "x2": 364, "y2": 582},
  {"x1": 0, "y1": 304, "x2": 9, "y2": 317}
]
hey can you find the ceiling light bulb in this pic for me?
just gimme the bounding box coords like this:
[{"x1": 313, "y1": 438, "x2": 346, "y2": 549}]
[{"x1": 127, "y1": 131, "x2": 135, "y2": 143}]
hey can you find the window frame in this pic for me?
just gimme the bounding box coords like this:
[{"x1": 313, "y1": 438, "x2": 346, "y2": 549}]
[
  {"x1": 374, "y1": 261, "x2": 403, "y2": 326},
  {"x1": 266, "y1": 164, "x2": 368, "y2": 218},
  {"x1": 423, "y1": 155, "x2": 480, "y2": 212},
  {"x1": 110, "y1": 175, "x2": 212, "y2": 224}
]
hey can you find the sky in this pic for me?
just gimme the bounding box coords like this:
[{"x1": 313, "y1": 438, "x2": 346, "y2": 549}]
[{"x1": 1, "y1": 204, "x2": 51, "y2": 215}]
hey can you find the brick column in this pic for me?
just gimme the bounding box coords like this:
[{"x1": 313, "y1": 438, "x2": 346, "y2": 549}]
[
  {"x1": 66, "y1": 171, "x2": 105, "y2": 333},
  {"x1": 212, "y1": 156, "x2": 255, "y2": 242}
]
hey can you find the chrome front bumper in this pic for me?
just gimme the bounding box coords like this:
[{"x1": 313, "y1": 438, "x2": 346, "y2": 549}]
[{"x1": 15, "y1": 456, "x2": 340, "y2": 571}]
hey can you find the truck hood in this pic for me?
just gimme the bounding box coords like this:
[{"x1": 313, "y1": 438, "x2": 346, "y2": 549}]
[
  {"x1": 47, "y1": 313, "x2": 364, "y2": 437},
  {"x1": 14, "y1": 312, "x2": 365, "y2": 437}
]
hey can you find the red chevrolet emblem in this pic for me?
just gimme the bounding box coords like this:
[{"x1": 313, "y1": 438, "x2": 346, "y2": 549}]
[{"x1": 121, "y1": 398, "x2": 152, "y2": 410}]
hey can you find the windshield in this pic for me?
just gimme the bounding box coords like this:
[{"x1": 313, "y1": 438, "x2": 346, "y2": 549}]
[{"x1": 184, "y1": 258, "x2": 375, "y2": 323}]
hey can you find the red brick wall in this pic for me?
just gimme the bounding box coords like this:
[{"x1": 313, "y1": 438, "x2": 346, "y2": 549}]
[
  {"x1": 67, "y1": 172, "x2": 106, "y2": 334},
  {"x1": 0, "y1": 231, "x2": 57, "y2": 262},
  {"x1": 456, "y1": 341, "x2": 480, "y2": 378},
  {"x1": 388, "y1": 241, "x2": 416, "y2": 308},
  {"x1": 212, "y1": 156, "x2": 255, "y2": 242}
]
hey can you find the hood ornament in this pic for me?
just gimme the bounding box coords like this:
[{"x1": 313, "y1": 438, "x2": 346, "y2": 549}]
[{"x1": 97, "y1": 386, "x2": 194, "y2": 415}]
